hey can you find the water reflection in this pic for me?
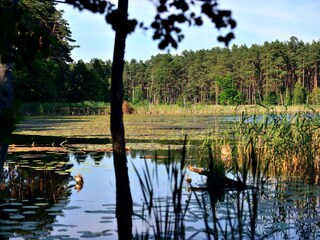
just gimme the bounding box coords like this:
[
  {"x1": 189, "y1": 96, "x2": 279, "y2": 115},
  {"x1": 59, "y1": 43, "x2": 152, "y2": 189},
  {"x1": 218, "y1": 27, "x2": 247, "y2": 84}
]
[
  {"x1": 0, "y1": 152, "x2": 72, "y2": 239},
  {"x1": 1, "y1": 150, "x2": 320, "y2": 239},
  {"x1": 259, "y1": 180, "x2": 320, "y2": 239},
  {"x1": 0, "y1": 151, "x2": 117, "y2": 239}
]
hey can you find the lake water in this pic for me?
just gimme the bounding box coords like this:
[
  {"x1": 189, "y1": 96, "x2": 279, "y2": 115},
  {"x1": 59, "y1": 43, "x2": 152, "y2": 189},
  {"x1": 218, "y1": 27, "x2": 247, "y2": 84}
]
[{"x1": 2, "y1": 148, "x2": 320, "y2": 239}]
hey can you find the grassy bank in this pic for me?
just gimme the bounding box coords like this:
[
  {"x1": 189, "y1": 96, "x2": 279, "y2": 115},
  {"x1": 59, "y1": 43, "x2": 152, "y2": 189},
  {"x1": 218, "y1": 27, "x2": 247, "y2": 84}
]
[
  {"x1": 133, "y1": 104, "x2": 320, "y2": 115},
  {"x1": 21, "y1": 101, "x2": 110, "y2": 116},
  {"x1": 20, "y1": 101, "x2": 320, "y2": 116}
]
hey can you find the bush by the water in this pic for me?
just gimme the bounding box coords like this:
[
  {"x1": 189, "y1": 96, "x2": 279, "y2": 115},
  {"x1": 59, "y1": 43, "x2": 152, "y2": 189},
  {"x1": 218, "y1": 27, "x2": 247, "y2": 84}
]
[{"x1": 21, "y1": 101, "x2": 110, "y2": 116}]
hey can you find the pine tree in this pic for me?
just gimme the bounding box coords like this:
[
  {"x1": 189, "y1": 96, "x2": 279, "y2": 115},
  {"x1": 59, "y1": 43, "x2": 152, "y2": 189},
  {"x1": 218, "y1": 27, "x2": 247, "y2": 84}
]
[{"x1": 292, "y1": 80, "x2": 306, "y2": 104}]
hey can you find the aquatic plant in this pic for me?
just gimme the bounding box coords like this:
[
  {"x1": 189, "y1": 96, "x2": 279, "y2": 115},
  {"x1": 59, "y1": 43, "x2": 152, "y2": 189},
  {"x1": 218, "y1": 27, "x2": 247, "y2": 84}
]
[
  {"x1": 133, "y1": 133, "x2": 267, "y2": 239},
  {"x1": 192, "y1": 142, "x2": 264, "y2": 239},
  {"x1": 235, "y1": 109, "x2": 320, "y2": 183},
  {"x1": 133, "y1": 137, "x2": 194, "y2": 239}
]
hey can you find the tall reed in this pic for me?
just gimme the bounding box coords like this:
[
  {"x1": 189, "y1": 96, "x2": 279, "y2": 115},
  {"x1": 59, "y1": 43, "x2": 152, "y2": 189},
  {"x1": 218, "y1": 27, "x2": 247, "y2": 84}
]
[
  {"x1": 133, "y1": 137, "x2": 195, "y2": 239},
  {"x1": 197, "y1": 138, "x2": 265, "y2": 239},
  {"x1": 133, "y1": 133, "x2": 267, "y2": 239},
  {"x1": 234, "y1": 110, "x2": 320, "y2": 183}
]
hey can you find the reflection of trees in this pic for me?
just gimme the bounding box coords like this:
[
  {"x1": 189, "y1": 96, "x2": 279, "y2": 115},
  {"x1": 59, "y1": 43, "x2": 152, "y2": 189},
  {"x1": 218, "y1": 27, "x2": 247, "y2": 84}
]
[
  {"x1": 70, "y1": 152, "x2": 105, "y2": 165},
  {"x1": 1, "y1": 167, "x2": 71, "y2": 200},
  {"x1": 0, "y1": 153, "x2": 73, "y2": 238}
]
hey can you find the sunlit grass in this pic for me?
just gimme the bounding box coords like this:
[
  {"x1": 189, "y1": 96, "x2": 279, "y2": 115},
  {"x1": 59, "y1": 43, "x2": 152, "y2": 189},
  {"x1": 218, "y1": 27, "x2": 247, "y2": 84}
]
[
  {"x1": 133, "y1": 104, "x2": 320, "y2": 115},
  {"x1": 21, "y1": 101, "x2": 320, "y2": 116}
]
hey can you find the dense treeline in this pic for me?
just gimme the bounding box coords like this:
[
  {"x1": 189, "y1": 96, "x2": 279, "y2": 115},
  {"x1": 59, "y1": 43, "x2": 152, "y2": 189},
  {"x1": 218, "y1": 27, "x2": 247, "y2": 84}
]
[
  {"x1": 15, "y1": 35, "x2": 320, "y2": 106},
  {"x1": 8, "y1": 0, "x2": 113, "y2": 103},
  {"x1": 14, "y1": 58, "x2": 112, "y2": 102},
  {"x1": 8, "y1": 2, "x2": 318, "y2": 106},
  {"x1": 4, "y1": 1, "x2": 320, "y2": 106},
  {"x1": 122, "y1": 37, "x2": 320, "y2": 106}
]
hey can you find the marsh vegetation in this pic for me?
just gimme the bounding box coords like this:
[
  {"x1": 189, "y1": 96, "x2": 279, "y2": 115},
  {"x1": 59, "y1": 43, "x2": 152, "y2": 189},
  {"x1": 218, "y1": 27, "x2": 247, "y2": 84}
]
[
  {"x1": 1, "y1": 1, "x2": 320, "y2": 239},
  {"x1": 2, "y1": 109, "x2": 320, "y2": 239}
]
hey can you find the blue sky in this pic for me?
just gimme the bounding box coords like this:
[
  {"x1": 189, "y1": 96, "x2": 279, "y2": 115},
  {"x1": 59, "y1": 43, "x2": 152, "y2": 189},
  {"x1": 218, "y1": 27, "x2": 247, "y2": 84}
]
[{"x1": 57, "y1": 0, "x2": 320, "y2": 62}]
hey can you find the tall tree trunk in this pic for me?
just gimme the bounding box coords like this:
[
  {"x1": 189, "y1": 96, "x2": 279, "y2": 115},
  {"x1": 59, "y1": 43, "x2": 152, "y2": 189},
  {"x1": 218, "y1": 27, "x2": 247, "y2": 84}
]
[
  {"x1": 314, "y1": 62, "x2": 318, "y2": 92},
  {"x1": 0, "y1": 0, "x2": 18, "y2": 182},
  {"x1": 215, "y1": 82, "x2": 219, "y2": 105},
  {"x1": 0, "y1": 63, "x2": 14, "y2": 182},
  {"x1": 110, "y1": 0, "x2": 133, "y2": 239}
]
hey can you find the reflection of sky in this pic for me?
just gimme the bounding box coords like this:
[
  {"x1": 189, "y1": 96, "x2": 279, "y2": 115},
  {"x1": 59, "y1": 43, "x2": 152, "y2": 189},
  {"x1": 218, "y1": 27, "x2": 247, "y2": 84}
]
[
  {"x1": 49, "y1": 152, "x2": 207, "y2": 239},
  {"x1": 50, "y1": 153, "x2": 117, "y2": 238}
]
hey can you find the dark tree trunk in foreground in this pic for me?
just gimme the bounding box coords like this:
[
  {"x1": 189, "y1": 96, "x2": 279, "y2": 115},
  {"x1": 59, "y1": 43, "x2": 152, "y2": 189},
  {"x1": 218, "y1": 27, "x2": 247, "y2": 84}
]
[
  {"x1": 0, "y1": 0, "x2": 19, "y2": 183},
  {"x1": 0, "y1": 63, "x2": 14, "y2": 182},
  {"x1": 110, "y1": 0, "x2": 133, "y2": 239},
  {"x1": 0, "y1": 0, "x2": 18, "y2": 182}
]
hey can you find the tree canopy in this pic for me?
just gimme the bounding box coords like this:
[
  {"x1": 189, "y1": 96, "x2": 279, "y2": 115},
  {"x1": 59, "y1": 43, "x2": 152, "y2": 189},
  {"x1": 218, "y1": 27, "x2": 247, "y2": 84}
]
[
  {"x1": 121, "y1": 38, "x2": 320, "y2": 106},
  {"x1": 13, "y1": 37, "x2": 320, "y2": 106},
  {"x1": 0, "y1": 0, "x2": 75, "y2": 65}
]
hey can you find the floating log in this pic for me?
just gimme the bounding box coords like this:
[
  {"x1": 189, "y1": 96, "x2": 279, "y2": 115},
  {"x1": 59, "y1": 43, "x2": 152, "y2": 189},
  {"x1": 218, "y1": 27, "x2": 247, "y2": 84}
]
[
  {"x1": 187, "y1": 164, "x2": 246, "y2": 191},
  {"x1": 8, "y1": 145, "x2": 68, "y2": 153},
  {"x1": 8, "y1": 144, "x2": 133, "y2": 153},
  {"x1": 187, "y1": 164, "x2": 208, "y2": 175}
]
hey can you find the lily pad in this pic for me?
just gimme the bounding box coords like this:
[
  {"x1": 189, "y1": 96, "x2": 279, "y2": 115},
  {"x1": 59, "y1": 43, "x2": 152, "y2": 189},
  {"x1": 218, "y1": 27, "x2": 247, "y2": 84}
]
[
  {"x1": 0, "y1": 226, "x2": 15, "y2": 231},
  {"x1": 84, "y1": 210, "x2": 113, "y2": 214},
  {"x1": 55, "y1": 171, "x2": 69, "y2": 175},
  {"x1": 35, "y1": 203, "x2": 49, "y2": 206},
  {"x1": 0, "y1": 220, "x2": 19, "y2": 224},
  {"x1": 2, "y1": 208, "x2": 18, "y2": 213},
  {"x1": 0, "y1": 232, "x2": 11, "y2": 236},
  {"x1": 9, "y1": 214, "x2": 25, "y2": 220},
  {"x1": 78, "y1": 230, "x2": 112, "y2": 238},
  {"x1": 23, "y1": 205, "x2": 40, "y2": 209},
  {"x1": 45, "y1": 207, "x2": 63, "y2": 212},
  {"x1": 23, "y1": 211, "x2": 37, "y2": 215},
  {"x1": 64, "y1": 206, "x2": 81, "y2": 210},
  {"x1": 8, "y1": 202, "x2": 23, "y2": 206}
]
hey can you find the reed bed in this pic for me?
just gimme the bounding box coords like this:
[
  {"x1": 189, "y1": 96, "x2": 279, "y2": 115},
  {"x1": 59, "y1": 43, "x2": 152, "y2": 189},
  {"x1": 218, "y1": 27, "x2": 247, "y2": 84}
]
[
  {"x1": 220, "y1": 110, "x2": 320, "y2": 183},
  {"x1": 133, "y1": 138, "x2": 192, "y2": 239},
  {"x1": 21, "y1": 101, "x2": 320, "y2": 116},
  {"x1": 132, "y1": 104, "x2": 320, "y2": 115}
]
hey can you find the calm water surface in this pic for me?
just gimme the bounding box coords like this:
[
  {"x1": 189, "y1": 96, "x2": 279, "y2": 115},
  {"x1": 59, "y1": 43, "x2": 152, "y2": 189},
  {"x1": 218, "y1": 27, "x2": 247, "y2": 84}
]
[{"x1": 1, "y1": 149, "x2": 320, "y2": 239}]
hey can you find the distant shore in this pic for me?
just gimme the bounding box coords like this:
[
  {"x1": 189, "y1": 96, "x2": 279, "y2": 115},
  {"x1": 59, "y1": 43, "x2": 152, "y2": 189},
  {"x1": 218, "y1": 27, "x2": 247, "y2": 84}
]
[
  {"x1": 20, "y1": 102, "x2": 320, "y2": 116},
  {"x1": 13, "y1": 104, "x2": 320, "y2": 143}
]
